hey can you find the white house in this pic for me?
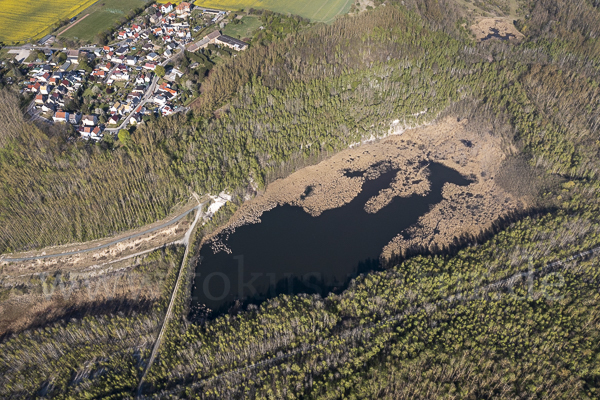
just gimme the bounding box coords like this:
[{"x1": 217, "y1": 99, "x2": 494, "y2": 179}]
[
  {"x1": 130, "y1": 113, "x2": 142, "y2": 125},
  {"x1": 154, "y1": 95, "x2": 167, "y2": 105},
  {"x1": 82, "y1": 114, "x2": 98, "y2": 126},
  {"x1": 161, "y1": 104, "x2": 174, "y2": 116},
  {"x1": 110, "y1": 102, "x2": 122, "y2": 114},
  {"x1": 42, "y1": 103, "x2": 56, "y2": 113},
  {"x1": 110, "y1": 71, "x2": 130, "y2": 81},
  {"x1": 126, "y1": 56, "x2": 138, "y2": 66},
  {"x1": 160, "y1": 2, "x2": 174, "y2": 13}
]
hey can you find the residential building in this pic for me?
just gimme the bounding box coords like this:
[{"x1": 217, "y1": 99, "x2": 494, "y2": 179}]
[
  {"x1": 82, "y1": 114, "x2": 98, "y2": 126},
  {"x1": 176, "y1": 2, "x2": 192, "y2": 14},
  {"x1": 53, "y1": 110, "x2": 69, "y2": 123},
  {"x1": 161, "y1": 104, "x2": 174, "y2": 115},
  {"x1": 42, "y1": 103, "x2": 56, "y2": 113},
  {"x1": 35, "y1": 94, "x2": 47, "y2": 104},
  {"x1": 115, "y1": 47, "x2": 129, "y2": 56},
  {"x1": 67, "y1": 50, "x2": 79, "y2": 63},
  {"x1": 39, "y1": 85, "x2": 52, "y2": 95},
  {"x1": 130, "y1": 112, "x2": 143, "y2": 124},
  {"x1": 69, "y1": 113, "x2": 82, "y2": 124},
  {"x1": 154, "y1": 94, "x2": 167, "y2": 105},
  {"x1": 160, "y1": 2, "x2": 173, "y2": 13}
]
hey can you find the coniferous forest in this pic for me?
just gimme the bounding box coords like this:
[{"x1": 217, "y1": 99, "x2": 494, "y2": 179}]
[{"x1": 2, "y1": 0, "x2": 600, "y2": 398}]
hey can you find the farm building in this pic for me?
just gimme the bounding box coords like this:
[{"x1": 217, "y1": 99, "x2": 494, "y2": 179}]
[
  {"x1": 202, "y1": 8, "x2": 224, "y2": 15},
  {"x1": 215, "y1": 35, "x2": 248, "y2": 51},
  {"x1": 59, "y1": 61, "x2": 71, "y2": 72},
  {"x1": 38, "y1": 35, "x2": 55, "y2": 45}
]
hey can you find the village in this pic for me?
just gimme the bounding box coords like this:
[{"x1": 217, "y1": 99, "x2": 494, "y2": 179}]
[{"x1": 19, "y1": 2, "x2": 249, "y2": 141}]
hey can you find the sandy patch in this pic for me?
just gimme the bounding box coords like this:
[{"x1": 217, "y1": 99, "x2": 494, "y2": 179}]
[
  {"x1": 207, "y1": 117, "x2": 528, "y2": 260},
  {"x1": 470, "y1": 18, "x2": 524, "y2": 42}
]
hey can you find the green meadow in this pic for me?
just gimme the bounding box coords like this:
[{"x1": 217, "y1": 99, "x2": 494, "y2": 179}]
[
  {"x1": 195, "y1": 0, "x2": 353, "y2": 23},
  {"x1": 59, "y1": 0, "x2": 147, "y2": 42}
]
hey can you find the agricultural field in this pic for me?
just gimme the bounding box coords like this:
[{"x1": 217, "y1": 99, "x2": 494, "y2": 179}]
[
  {"x1": 59, "y1": 0, "x2": 147, "y2": 42},
  {"x1": 194, "y1": 0, "x2": 353, "y2": 23},
  {"x1": 0, "y1": 0, "x2": 97, "y2": 44},
  {"x1": 222, "y1": 15, "x2": 262, "y2": 40}
]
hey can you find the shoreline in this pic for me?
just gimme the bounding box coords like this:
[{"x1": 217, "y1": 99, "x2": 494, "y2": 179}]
[{"x1": 201, "y1": 116, "x2": 529, "y2": 260}]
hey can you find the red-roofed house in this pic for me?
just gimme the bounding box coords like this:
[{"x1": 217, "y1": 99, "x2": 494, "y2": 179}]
[
  {"x1": 160, "y1": 2, "x2": 173, "y2": 13},
  {"x1": 39, "y1": 73, "x2": 51, "y2": 83},
  {"x1": 176, "y1": 2, "x2": 192, "y2": 14},
  {"x1": 108, "y1": 115, "x2": 120, "y2": 125},
  {"x1": 53, "y1": 110, "x2": 69, "y2": 122}
]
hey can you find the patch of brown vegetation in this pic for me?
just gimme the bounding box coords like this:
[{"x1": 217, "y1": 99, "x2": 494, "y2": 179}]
[
  {"x1": 209, "y1": 117, "x2": 528, "y2": 260},
  {"x1": 0, "y1": 246, "x2": 183, "y2": 337},
  {"x1": 470, "y1": 18, "x2": 524, "y2": 41}
]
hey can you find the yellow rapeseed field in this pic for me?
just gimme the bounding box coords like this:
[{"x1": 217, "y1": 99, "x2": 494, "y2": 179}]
[{"x1": 0, "y1": 0, "x2": 97, "y2": 43}]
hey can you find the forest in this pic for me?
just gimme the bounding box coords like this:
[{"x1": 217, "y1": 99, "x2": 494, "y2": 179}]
[{"x1": 1, "y1": 0, "x2": 600, "y2": 397}]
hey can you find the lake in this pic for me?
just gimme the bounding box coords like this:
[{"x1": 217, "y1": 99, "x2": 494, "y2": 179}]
[{"x1": 190, "y1": 162, "x2": 472, "y2": 317}]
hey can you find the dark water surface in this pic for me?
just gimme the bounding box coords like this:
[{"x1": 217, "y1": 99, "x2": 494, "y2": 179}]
[{"x1": 191, "y1": 162, "x2": 472, "y2": 316}]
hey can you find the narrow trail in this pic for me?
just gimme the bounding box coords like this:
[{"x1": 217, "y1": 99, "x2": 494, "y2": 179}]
[
  {"x1": 57, "y1": 14, "x2": 90, "y2": 36},
  {"x1": 137, "y1": 194, "x2": 204, "y2": 395},
  {"x1": 146, "y1": 244, "x2": 600, "y2": 398},
  {"x1": 1, "y1": 205, "x2": 199, "y2": 263}
]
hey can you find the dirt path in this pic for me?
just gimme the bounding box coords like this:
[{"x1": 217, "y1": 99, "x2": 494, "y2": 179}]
[
  {"x1": 57, "y1": 14, "x2": 89, "y2": 36},
  {"x1": 138, "y1": 194, "x2": 203, "y2": 395},
  {"x1": 1, "y1": 203, "x2": 198, "y2": 263}
]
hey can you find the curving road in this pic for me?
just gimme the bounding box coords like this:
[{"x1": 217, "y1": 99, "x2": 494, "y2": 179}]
[{"x1": 1, "y1": 201, "x2": 206, "y2": 263}]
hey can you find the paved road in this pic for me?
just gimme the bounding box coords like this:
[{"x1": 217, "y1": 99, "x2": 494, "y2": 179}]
[
  {"x1": 26, "y1": 101, "x2": 52, "y2": 124},
  {"x1": 0, "y1": 202, "x2": 205, "y2": 263},
  {"x1": 105, "y1": 43, "x2": 186, "y2": 133}
]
